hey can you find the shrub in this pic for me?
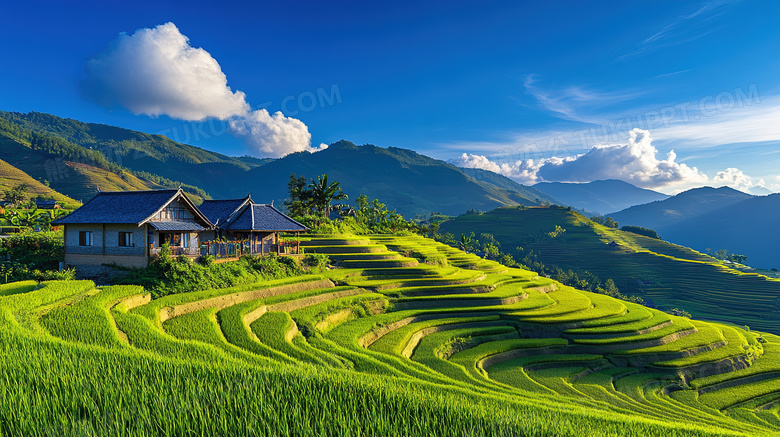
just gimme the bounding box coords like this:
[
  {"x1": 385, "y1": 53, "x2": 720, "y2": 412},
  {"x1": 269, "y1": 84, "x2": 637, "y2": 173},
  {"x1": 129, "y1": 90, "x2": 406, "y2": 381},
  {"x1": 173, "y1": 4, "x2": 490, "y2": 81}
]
[
  {"x1": 117, "y1": 252, "x2": 310, "y2": 298},
  {"x1": 620, "y1": 225, "x2": 661, "y2": 239},
  {"x1": 197, "y1": 255, "x2": 215, "y2": 266},
  {"x1": 0, "y1": 262, "x2": 75, "y2": 282},
  {"x1": 0, "y1": 229, "x2": 64, "y2": 270},
  {"x1": 667, "y1": 308, "x2": 691, "y2": 318},
  {"x1": 303, "y1": 253, "x2": 330, "y2": 270}
]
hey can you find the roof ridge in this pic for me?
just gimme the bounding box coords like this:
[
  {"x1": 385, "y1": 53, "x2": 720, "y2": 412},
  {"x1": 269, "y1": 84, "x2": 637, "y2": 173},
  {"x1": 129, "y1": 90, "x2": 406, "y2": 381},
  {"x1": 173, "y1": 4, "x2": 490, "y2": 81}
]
[{"x1": 94, "y1": 189, "x2": 179, "y2": 195}]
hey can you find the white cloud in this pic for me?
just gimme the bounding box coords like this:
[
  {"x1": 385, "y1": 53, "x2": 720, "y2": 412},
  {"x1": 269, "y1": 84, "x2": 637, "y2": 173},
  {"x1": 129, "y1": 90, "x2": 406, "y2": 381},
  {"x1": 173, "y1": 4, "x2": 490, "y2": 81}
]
[
  {"x1": 449, "y1": 128, "x2": 770, "y2": 193},
  {"x1": 538, "y1": 129, "x2": 708, "y2": 189},
  {"x1": 711, "y1": 167, "x2": 765, "y2": 193},
  {"x1": 82, "y1": 22, "x2": 318, "y2": 158},
  {"x1": 230, "y1": 110, "x2": 324, "y2": 157},
  {"x1": 452, "y1": 153, "x2": 543, "y2": 184},
  {"x1": 657, "y1": 95, "x2": 780, "y2": 147}
]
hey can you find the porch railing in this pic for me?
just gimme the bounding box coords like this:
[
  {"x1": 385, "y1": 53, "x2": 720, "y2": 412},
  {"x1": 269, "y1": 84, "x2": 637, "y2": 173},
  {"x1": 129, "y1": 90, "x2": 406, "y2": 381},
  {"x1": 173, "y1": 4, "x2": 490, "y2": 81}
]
[
  {"x1": 149, "y1": 240, "x2": 301, "y2": 260},
  {"x1": 150, "y1": 246, "x2": 200, "y2": 257}
]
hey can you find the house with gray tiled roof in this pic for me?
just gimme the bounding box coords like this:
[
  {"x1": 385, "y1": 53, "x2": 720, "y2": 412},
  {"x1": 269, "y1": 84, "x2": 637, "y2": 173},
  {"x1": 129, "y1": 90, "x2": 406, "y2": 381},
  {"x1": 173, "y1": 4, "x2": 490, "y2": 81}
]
[
  {"x1": 198, "y1": 196, "x2": 307, "y2": 256},
  {"x1": 54, "y1": 189, "x2": 213, "y2": 270},
  {"x1": 53, "y1": 189, "x2": 308, "y2": 271}
]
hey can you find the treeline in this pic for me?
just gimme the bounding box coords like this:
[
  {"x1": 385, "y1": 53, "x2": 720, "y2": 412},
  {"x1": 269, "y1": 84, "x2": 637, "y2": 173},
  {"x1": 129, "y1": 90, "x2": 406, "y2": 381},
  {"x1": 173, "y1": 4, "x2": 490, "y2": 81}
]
[
  {"x1": 0, "y1": 117, "x2": 123, "y2": 174},
  {"x1": 620, "y1": 225, "x2": 660, "y2": 239},
  {"x1": 285, "y1": 174, "x2": 426, "y2": 235},
  {"x1": 130, "y1": 170, "x2": 210, "y2": 199}
]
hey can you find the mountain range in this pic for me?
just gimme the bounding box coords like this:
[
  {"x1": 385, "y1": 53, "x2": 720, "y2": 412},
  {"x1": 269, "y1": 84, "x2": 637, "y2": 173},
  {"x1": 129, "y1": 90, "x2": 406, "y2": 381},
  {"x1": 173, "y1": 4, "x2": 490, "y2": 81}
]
[
  {"x1": 611, "y1": 186, "x2": 780, "y2": 268},
  {"x1": 532, "y1": 179, "x2": 669, "y2": 215},
  {"x1": 0, "y1": 110, "x2": 558, "y2": 217}
]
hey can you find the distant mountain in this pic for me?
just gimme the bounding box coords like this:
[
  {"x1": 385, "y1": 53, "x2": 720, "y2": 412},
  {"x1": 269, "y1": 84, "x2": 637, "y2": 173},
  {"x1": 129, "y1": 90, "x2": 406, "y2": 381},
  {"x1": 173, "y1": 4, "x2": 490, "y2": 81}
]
[
  {"x1": 0, "y1": 111, "x2": 260, "y2": 201},
  {"x1": 459, "y1": 167, "x2": 559, "y2": 206},
  {"x1": 533, "y1": 179, "x2": 669, "y2": 215},
  {"x1": 611, "y1": 186, "x2": 780, "y2": 268},
  {"x1": 227, "y1": 141, "x2": 560, "y2": 217},
  {"x1": 0, "y1": 111, "x2": 557, "y2": 217},
  {"x1": 611, "y1": 186, "x2": 752, "y2": 231}
]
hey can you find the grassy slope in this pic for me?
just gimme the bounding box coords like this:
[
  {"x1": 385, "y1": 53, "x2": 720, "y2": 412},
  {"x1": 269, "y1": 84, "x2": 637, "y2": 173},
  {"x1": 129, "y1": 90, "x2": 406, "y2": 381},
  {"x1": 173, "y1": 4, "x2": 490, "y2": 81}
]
[
  {"x1": 440, "y1": 206, "x2": 780, "y2": 334},
  {"x1": 0, "y1": 135, "x2": 206, "y2": 204},
  {"x1": 0, "y1": 157, "x2": 77, "y2": 205},
  {"x1": 6, "y1": 234, "x2": 780, "y2": 435}
]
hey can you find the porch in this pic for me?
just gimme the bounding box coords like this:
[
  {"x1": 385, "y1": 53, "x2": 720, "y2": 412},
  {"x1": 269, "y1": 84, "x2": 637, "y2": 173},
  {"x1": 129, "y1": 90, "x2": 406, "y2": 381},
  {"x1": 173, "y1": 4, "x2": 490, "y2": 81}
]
[{"x1": 149, "y1": 239, "x2": 301, "y2": 260}]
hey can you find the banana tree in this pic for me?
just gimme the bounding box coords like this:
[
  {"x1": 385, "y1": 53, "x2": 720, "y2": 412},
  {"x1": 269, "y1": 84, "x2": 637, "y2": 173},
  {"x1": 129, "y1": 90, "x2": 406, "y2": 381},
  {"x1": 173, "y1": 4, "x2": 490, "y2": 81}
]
[{"x1": 307, "y1": 175, "x2": 348, "y2": 217}]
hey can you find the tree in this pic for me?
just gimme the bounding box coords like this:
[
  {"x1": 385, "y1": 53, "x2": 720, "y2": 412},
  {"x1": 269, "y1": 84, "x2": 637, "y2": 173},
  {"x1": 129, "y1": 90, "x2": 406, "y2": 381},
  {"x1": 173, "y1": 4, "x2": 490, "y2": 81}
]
[
  {"x1": 729, "y1": 253, "x2": 748, "y2": 264},
  {"x1": 3, "y1": 183, "x2": 28, "y2": 207},
  {"x1": 307, "y1": 175, "x2": 348, "y2": 217},
  {"x1": 284, "y1": 173, "x2": 311, "y2": 217},
  {"x1": 459, "y1": 233, "x2": 474, "y2": 253}
]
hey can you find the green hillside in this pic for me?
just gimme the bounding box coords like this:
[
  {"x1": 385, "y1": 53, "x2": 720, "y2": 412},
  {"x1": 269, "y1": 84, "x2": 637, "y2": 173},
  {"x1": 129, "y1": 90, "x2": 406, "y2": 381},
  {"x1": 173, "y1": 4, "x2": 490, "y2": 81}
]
[
  {"x1": 0, "y1": 158, "x2": 78, "y2": 206},
  {"x1": 229, "y1": 140, "x2": 559, "y2": 216},
  {"x1": 0, "y1": 117, "x2": 209, "y2": 203},
  {"x1": 5, "y1": 234, "x2": 780, "y2": 435},
  {"x1": 440, "y1": 206, "x2": 780, "y2": 334}
]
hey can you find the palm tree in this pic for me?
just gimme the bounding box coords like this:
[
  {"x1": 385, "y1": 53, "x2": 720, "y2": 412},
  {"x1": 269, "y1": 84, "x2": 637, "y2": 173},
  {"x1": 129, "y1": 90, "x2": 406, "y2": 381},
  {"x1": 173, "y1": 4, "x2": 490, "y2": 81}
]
[
  {"x1": 307, "y1": 175, "x2": 348, "y2": 217},
  {"x1": 459, "y1": 233, "x2": 473, "y2": 253}
]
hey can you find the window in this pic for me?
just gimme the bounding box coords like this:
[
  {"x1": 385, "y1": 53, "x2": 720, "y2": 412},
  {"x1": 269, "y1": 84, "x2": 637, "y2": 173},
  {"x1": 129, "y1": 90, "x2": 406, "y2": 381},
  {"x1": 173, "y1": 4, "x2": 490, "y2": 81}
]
[
  {"x1": 119, "y1": 232, "x2": 134, "y2": 247},
  {"x1": 78, "y1": 231, "x2": 92, "y2": 246},
  {"x1": 172, "y1": 233, "x2": 182, "y2": 247},
  {"x1": 182, "y1": 233, "x2": 190, "y2": 248}
]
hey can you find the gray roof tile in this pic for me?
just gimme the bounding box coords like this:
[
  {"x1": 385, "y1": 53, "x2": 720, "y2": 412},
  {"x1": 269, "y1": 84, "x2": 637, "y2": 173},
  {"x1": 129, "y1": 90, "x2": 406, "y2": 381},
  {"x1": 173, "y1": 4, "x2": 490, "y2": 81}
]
[
  {"x1": 54, "y1": 190, "x2": 180, "y2": 224},
  {"x1": 150, "y1": 221, "x2": 207, "y2": 232},
  {"x1": 198, "y1": 198, "x2": 249, "y2": 225},
  {"x1": 227, "y1": 204, "x2": 308, "y2": 232}
]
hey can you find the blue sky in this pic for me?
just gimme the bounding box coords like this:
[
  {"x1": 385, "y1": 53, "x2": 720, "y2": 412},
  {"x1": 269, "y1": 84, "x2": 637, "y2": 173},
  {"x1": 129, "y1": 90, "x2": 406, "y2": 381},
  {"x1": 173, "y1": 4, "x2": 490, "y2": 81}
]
[{"x1": 1, "y1": 1, "x2": 778, "y2": 193}]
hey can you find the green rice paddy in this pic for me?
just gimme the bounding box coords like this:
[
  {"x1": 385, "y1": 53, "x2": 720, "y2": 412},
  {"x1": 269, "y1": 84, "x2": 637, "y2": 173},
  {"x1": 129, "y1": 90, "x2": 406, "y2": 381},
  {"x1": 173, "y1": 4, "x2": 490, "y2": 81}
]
[{"x1": 1, "y1": 233, "x2": 778, "y2": 435}]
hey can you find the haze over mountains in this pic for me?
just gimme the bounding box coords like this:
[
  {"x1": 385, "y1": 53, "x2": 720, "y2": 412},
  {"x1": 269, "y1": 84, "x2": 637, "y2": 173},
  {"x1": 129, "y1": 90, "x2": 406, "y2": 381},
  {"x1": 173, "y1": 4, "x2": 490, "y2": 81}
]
[
  {"x1": 533, "y1": 180, "x2": 669, "y2": 215},
  {"x1": 0, "y1": 110, "x2": 558, "y2": 217},
  {"x1": 612, "y1": 186, "x2": 780, "y2": 269}
]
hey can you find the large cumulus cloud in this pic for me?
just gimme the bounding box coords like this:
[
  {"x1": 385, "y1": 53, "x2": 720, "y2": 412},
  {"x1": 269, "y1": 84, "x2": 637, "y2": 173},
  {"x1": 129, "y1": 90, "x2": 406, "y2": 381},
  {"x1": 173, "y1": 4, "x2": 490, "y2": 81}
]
[
  {"x1": 82, "y1": 22, "x2": 320, "y2": 158},
  {"x1": 451, "y1": 128, "x2": 764, "y2": 192}
]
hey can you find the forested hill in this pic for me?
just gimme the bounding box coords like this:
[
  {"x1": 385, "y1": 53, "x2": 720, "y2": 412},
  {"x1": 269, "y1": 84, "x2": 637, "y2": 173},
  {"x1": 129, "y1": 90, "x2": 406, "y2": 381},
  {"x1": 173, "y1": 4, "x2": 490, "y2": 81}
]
[
  {"x1": 226, "y1": 140, "x2": 560, "y2": 217},
  {"x1": 0, "y1": 110, "x2": 558, "y2": 216}
]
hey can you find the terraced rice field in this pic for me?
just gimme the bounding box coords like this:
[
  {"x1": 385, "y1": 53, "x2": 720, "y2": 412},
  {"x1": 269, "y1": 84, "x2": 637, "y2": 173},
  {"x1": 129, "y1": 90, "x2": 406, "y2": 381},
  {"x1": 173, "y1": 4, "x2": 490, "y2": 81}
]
[
  {"x1": 2, "y1": 234, "x2": 779, "y2": 435},
  {"x1": 440, "y1": 206, "x2": 780, "y2": 334}
]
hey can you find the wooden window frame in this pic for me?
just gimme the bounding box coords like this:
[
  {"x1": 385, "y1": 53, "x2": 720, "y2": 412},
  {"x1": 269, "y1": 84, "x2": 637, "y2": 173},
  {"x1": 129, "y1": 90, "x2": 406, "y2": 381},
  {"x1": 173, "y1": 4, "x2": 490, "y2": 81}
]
[
  {"x1": 119, "y1": 232, "x2": 134, "y2": 247},
  {"x1": 78, "y1": 231, "x2": 93, "y2": 246}
]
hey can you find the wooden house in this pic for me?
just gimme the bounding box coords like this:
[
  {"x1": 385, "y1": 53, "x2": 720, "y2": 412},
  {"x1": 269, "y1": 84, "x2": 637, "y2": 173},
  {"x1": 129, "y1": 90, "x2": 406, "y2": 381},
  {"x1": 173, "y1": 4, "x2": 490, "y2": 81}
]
[
  {"x1": 54, "y1": 189, "x2": 308, "y2": 272},
  {"x1": 54, "y1": 189, "x2": 213, "y2": 269},
  {"x1": 199, "y1": 196, "x2": 308, "y2": 256}
]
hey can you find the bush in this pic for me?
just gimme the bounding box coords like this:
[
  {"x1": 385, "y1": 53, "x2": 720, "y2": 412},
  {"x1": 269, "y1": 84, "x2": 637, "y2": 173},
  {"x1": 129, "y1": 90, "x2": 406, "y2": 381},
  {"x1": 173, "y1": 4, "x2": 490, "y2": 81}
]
[
  {"x1": 0, "y1": 229, "x2": 64, "y2": 270},
  {"x1": 303, "y1": 253, "x2": 330, "y2": 270},
  {"x1": 0, "y1": 262, "x2": 76, "y2": 282},
  {"x1": 117, "y1": 252, "x2": 310, "y2": 298},
  {"x1": 197, "y1": 255, "x2": 215, "y2": 266},
  {"x1": 667, "y1": 308, "x2": 691, "y2": 318},
  {"x1": 620, "y1": 225, "x2": 660, "y2": 239}
]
